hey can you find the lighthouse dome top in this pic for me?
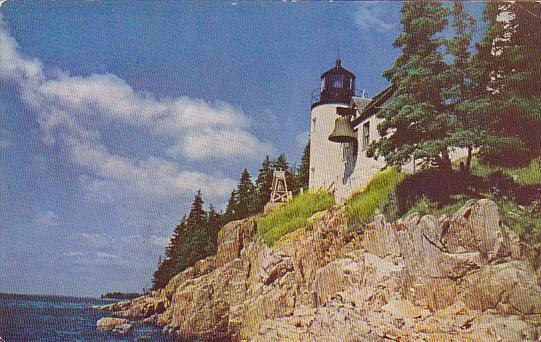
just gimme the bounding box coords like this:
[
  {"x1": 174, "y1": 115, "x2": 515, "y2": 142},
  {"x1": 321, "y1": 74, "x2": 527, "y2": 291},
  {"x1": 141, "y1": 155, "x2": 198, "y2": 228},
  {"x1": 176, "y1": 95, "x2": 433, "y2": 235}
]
[
  {"x1": 320, "y1": 59, "x2": 355, "y2": 79},
  {"x1": 312, "y1": 59, "x2": 357, "y2": 109}
]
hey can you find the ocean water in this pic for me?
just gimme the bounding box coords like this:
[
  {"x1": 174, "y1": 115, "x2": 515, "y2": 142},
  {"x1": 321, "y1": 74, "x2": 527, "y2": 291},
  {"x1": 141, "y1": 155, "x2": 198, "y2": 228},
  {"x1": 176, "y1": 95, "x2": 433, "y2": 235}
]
[{"x1": 0, "y1": 293, "x2": 176, "y2": 341}]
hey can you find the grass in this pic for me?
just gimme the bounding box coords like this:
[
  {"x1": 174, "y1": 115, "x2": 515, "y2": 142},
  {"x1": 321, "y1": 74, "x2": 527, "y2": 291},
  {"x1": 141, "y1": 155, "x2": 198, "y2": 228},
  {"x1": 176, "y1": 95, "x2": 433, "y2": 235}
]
[
  {"x1": 469, "y1": 157, "x2": 541, "y2": 185},
  {"x1": 345, "y1": 167, "x2": 403, "y2": 230},
  {"x1": 256, "y1": 191, "x2": 335, "y2": 247}
]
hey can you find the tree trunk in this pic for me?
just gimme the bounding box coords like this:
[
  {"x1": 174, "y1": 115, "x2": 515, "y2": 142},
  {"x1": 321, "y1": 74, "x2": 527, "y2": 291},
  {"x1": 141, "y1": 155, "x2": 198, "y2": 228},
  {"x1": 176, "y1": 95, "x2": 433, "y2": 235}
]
[
  {"x1": 465, "y1": 145, "x2": 473, "y2": 173},
  {"x1": 440, "y1": 148, "x2": 452, "y2": 172}
]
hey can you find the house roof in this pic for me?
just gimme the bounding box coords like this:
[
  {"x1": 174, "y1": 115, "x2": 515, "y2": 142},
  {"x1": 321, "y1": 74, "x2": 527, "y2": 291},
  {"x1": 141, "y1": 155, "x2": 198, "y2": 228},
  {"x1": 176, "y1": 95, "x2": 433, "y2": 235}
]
[
  {"x1": 351, "y1": 84, "x2": 395, "y2": 127},
  {"x1": 350, "y1": 97, "x2": 371, "y2": 113}
]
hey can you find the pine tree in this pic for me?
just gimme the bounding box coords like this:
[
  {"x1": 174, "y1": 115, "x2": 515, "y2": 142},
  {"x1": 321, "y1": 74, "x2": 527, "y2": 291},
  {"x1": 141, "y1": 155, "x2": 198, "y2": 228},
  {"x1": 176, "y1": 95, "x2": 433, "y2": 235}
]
[
  {"x1": 445, "y1": 0, "x2": 479, "y2": 171},
  {"x1": 255, "y1": 156, "x2": 274, "y2": 209},
  {"x1": 477, "y1": 2, "x2": 541, "y2": 166},
  {"x1": 235, "y1": 169, "x2": 258, "y2": 219},
  {"x1": 297, "y1": 140, "x2": 311, "y2": 190},
  {"x1": 151, "y1": 215, "x2": 187, "y2": 290},
  {"x1": 224, "y1": 190, "x2": 239, "y2": 222},
  {"x1": 207, "y1": 204, "x2": 222, "y2": 253},
  {"x1": 152, "y1": 191, "x2": 217, "y2": 289},
  {"x1": 180, "y1": 190, "x2": 209, "y2": 269},
  {"x1": 367, "y1": 2, "x2": 454, "y2": 170}
]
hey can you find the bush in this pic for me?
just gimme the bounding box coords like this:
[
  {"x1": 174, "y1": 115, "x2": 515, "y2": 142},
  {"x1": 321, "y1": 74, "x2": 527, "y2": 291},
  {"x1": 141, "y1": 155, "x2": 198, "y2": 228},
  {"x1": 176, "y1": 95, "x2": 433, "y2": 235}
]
[
  {"x1": 346, "y1": 167, "x2": 403, "y2": 229},
  {"x1": 256, "y1": 191, "x2": 334, "y2": 247}
]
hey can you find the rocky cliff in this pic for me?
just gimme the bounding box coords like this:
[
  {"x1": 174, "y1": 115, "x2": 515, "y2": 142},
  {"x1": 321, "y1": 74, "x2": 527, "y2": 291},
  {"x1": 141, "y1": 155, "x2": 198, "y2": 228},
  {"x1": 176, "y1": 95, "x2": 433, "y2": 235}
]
[{"x1": 97, "y1": 199, "x2": 541, "y2": 341}]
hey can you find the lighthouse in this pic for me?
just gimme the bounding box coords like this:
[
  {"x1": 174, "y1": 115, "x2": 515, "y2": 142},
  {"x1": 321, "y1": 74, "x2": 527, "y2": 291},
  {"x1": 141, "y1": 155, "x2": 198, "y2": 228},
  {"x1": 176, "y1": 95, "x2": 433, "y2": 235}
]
[{"x1": 308, "y1": 59, "x2": 360, "y2": 192}]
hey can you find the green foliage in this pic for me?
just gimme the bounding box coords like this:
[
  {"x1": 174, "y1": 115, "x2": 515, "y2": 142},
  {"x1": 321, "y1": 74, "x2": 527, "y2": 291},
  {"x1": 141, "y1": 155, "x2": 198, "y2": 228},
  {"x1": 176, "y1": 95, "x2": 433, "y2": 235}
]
[
  {"x1": 368, "y1": 2, "x2": 454, "y2": 169},
  {"x1": 255, "y1": 156, "x2": 274, "y2": 209},
  {"x1": 256, "y1": 191, "x2": 334, "y2": 247},
  {"x1": 296, "y1": 140, "x2": 311, "y2": 191},
  {"x1": 152, "y1": 191, "x2": 222, "y2": 290},
  {"x1": 468, "y1": 2, "x2": 541, "y2": 166},
  {"x1": 470, "y1": 157, "x2": 541, "y2": 186},
  {"x1": 346, "y1": 168, "x2": 403, "y2": 229},
  {"x1": 225, "y1": 169, "x2": 259, "y2": 222}
]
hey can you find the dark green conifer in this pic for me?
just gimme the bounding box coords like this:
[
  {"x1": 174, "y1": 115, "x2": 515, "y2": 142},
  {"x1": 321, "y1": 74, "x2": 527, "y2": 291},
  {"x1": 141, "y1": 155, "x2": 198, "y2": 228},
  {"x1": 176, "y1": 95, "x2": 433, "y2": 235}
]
[
  {"x1": 255, "y1": 155, "x2": 275, "y2": 209},
  {"x1": 367, "y1": 2, "x2": 453, "y2": 170},
  {"x1": 296, "y1": 140, "x2": 311, "y2": 190}
]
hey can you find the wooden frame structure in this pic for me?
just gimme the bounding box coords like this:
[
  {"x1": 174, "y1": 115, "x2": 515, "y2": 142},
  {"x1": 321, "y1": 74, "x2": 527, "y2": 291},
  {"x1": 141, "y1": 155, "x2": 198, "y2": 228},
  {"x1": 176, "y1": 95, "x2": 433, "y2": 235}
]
[{"x1": 270, "y1": 170, "x2": 291, "y2": 203}]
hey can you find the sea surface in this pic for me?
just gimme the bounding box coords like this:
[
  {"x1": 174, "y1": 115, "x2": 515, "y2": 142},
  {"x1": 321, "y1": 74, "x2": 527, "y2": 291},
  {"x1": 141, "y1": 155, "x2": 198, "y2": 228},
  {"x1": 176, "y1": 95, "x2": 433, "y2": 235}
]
[{"x1": 0, "y1": 293, "x2": 177, "y2": 341}]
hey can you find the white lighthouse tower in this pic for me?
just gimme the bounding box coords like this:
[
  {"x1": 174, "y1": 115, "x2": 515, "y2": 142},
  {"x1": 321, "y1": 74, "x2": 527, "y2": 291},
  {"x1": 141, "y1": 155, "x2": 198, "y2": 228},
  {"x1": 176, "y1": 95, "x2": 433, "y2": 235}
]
[{"x1": 309, "y1": 59, "x2": 358, "y2": 192}]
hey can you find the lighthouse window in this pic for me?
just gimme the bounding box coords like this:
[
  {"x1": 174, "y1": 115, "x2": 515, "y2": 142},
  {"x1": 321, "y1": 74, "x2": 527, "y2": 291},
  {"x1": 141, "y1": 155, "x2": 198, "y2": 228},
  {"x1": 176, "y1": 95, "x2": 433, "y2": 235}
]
[
  {"x1": 362, "y1": 121, "x2": 370, "y2": 149},
  {"x1": 331, "y1": 74, "x2": 344, "y2": 88}
]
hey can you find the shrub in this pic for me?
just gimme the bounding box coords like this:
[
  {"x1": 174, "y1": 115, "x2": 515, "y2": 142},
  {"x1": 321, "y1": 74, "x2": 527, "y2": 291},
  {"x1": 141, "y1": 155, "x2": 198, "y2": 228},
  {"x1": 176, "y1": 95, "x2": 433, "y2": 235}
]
[
  {"x1": 346, "y1": 167, "x2": 403, "y2": 229},
  {"x1": 256, "y1": 191, "x2": 334, "y2": 247}
]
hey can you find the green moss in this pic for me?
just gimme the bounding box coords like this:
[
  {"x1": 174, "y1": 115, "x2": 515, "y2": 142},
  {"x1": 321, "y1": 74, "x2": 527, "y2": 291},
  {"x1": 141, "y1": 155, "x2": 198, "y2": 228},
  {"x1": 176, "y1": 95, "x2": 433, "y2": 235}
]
[
  {"x1": 346, "y1": 167, "x2": 403, "y2": 229},
  {"x1": 256, "y1": 191, "x2": 334, "y2": 247}
]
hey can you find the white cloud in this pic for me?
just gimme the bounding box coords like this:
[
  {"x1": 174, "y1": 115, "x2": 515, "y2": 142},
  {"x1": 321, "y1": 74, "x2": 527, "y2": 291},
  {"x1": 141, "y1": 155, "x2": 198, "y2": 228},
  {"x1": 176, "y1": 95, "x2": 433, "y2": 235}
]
[
  {"x1": 69, "y1": 233, "x2": 113, "y2": 249},
  {"x1": 353, "y1": 3, "x2": 396, "y2": 33},
  {"x1": 34, "y1": 210, "x2": 60, "y2": 227},
  {"x1": 0, "y1": 13, "x2": 269, "y2": 214},
  {"x1": 176, "y1": 128, "x2": 273, "y2": 161},
  {"x1": 72, "y1": 251, "x2": 126, "y2": 266},
  {"x1": 295, "y1": 130, "x2": 310, "y2": 148},
  {"x1": 0, "y1": 19, "x2": 44, "y2": 81}
]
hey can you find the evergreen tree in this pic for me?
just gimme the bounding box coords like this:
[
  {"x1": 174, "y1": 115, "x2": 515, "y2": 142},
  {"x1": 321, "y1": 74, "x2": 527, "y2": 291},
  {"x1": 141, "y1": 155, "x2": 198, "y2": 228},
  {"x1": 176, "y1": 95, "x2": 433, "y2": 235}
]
[
  {"x1": 234, "y1": 169, "x2": 258, "y2": 219},
  {"x1": 367, "y1": 2, "x2": 454, "y2": 170},
  {"x1": 152, "y1": 191, "x2": 220, "y2": 290},
  {"x1": 445, "y1": 0, "x2": 479, "y2": 171},
  {"x1": 255, "y1": 155, "x2": 274, "y2": 209},
  {"x1": 151, "y1": 257, "x2": 175, "y2": 290},
  {"x1": 296, "y1": 140, "x2": 311, "y2": 190},
  {"x1": 180, "y1": 190, "x2": 209, "y2": 269},
  {"x1": 207, "y1": 204, "x2": 222, "y2": 253},
  {"x1": 470, "y1": 2, "x2": 541, "y2": 166},
  {"x1": 224, "y1": 190, "x2": 239, "y2": 222},
  {"x1": 151, "y1": 215, "x2": 187, "y2": 290}
]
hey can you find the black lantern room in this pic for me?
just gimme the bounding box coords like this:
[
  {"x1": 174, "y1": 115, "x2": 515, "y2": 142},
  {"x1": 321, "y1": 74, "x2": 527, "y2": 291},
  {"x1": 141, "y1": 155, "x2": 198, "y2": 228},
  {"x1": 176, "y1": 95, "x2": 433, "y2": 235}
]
[{"x1": 313, "y1": 59, "x2": 356, "y2": 108}]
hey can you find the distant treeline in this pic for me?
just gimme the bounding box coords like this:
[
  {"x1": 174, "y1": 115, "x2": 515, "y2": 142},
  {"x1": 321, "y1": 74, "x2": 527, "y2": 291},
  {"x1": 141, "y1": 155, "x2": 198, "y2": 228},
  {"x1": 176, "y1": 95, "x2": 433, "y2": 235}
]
[{"x1": 100, "y1": 292, "x2": 142, "y2": 300}]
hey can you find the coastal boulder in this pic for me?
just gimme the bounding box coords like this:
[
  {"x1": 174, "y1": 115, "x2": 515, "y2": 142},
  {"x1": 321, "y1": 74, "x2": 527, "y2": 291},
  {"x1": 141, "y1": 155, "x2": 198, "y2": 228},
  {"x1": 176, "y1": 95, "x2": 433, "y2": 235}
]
[{"x1": 96, "y1": 317, "x2": 133, "y2": 334}]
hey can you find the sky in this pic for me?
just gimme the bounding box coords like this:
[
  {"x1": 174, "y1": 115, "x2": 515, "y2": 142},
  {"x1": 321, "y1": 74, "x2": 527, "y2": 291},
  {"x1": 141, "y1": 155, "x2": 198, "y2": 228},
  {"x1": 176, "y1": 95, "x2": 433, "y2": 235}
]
[{"x1": 0, "y1": 1, "x2": 485, "y2": 297}]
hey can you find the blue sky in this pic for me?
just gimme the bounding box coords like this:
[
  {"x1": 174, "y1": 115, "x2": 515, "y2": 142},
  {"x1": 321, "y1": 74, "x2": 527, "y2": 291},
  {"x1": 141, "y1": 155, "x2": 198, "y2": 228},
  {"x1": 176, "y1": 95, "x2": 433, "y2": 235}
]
[{"x1": 0, "y1": 1, "x2": 485, "y2": 296}]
